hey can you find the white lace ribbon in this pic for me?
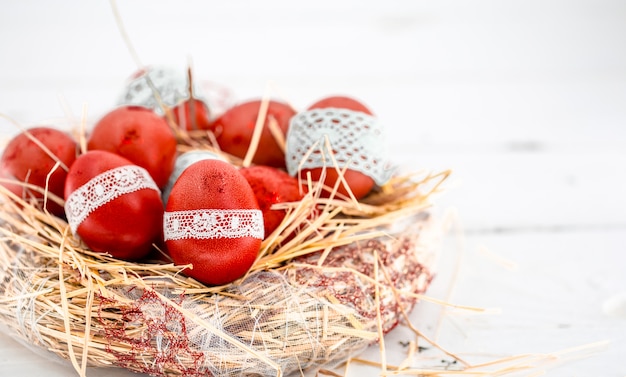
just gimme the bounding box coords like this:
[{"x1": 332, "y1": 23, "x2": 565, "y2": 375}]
[
  {"x1": 65, "y1": 165, "x2": 160, "y2": 234},
  {"x1": 164, "y1": 209, "x2": 264, "y2": 241},
  {"x1": 116, "y1": 66, "x2": 205, "y2": 115},
  {"x1": 285, "y1": 108, "x2": 393, "y2": 186}
]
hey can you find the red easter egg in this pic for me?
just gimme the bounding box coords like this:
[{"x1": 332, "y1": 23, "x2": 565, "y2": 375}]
[
  {"x1": 308, "y1": 96, "x2": 373, "y2": 115},
  {"x1": 287, "y1": 96, "x2": 380, "y2": 200},
  {"x1": 239, "y1": 165, "x2": 304, "y2": 239},
  {"x1": 87, "y1": 105, "x2": 177, "y2": 189},
  {"x1": 206, "y1": 99, "x2": 296, "y2": 168},
  {"x1": 164, "y1": 159, "x2": 263, "y2": 286},
  {"x1": 0, "y1": 127, "x2": 77, "y2": 216},
  {"x1": 64, "y1": 150, "x2": 164, "y2": 260},
  {"x1": 171, "y1": 97, "x2": 211, "y2": 131}
]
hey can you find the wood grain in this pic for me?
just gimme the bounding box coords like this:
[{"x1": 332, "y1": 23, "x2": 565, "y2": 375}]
[{"x1": 0, "y1": 1, "x2": 624, "y2": 376}]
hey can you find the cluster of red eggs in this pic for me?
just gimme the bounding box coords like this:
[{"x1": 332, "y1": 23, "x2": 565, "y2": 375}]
[{"x1": 0, "y1": 66, "x2": 390, "y2": 286}]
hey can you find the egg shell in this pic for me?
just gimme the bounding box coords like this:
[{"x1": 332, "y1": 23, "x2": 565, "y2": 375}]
[
  {"x1": 88, "y1": 105, "x2": 177, "y2": 189},
  {"x1": 171, "y1": 97, "x2": 212, "y2": 131},
  {"x1": 206, "y1": 99, "x2": 296, "y2": 168},
  {"x1": 64, "y1": 150, "x2": 164, "y2": 261},
  {"x1": 291, "y1": 96, "x2": 377, "y2": 200},
  {"x1": 161, "y1": 150, "x2": 225, "y2": 206},
  {"x1": 308, "y1": 96, "x2": 373, "y2": 115},
  {"x1": 165, "y1": 159, "x2": 262, "y2": 286},
  {"x1": 239, "y1": 165, "x2": 304, "y2": 239},
  {"x1": 0, "y1": 127, "x2": 77, "y2": 216}
]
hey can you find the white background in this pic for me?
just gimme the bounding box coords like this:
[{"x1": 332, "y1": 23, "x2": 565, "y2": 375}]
[{"x1": 1, "y1": 1, "x2": 625, "y2": 376}]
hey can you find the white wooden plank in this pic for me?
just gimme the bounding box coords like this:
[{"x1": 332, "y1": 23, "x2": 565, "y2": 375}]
[
  {"x1": 348, "y1": 228, "x2": 626, "y2": 376},
  {"x1": 391, "y1": 151, "x2": 626, "y2": 231},
  {"x1": 0, "y1": 1, "x2": 625, "y2": 376}
]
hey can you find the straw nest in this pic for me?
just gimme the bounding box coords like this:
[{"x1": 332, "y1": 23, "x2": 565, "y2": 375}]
[{"x1": 0, "y1": 120, "x2": 451, "y2": 377}]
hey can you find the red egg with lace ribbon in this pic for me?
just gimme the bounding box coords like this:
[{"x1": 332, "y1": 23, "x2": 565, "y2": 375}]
[
  {"x1": 64, "y1": 150, "x2": 164, "y2": 260},
  {"x1": 116, "y1": 65, "x2": 212, "y2": 131},
  {"x1": 286, "y1": 96, "x2": 390, "y2": 200},
  {"x1": 164, "y1": 159, "x2": 263, "y2": 286}
]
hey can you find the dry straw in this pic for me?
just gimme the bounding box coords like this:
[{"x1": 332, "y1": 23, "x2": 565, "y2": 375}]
[
  {"x1": 0, "y1": 80, "x2": 611, "y2": 376},
  {"x1": 0, "y1": 104, "x2": 460, "y2": 377},
  {"x1": 0, "y1": 57, "x2": 606, "y2": 377},
  {"x1": 0, "y1": 153, "x2": 605, "y2": 377},
  {"x1": 0, "y1": 0, "x2": 608, "y2": 372},
  {"x1": 0, "y1": 102, "x2": 608, "y2": 377}
]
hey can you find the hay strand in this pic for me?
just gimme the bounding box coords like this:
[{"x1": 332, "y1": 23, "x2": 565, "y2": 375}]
[{"x1": 0, "y1": 128, "x2": 443, "y2": 376}]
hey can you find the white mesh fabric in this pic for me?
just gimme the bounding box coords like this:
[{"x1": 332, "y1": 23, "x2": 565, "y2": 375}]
[
  {"x1": 94, "y1": 212, "x2": 435, "y2": 376},
  {"x1": 64, "y1": 165, "x2": 160, "y2": 234},
  {"x1": 286, "y1": 108, "x2": 393, "y2": 186},
  {"x1": 0, "y1": 205, "x2": 436, "y2": 377},
  {"x1": 163, "y1": 209, "x2": 264, "y2": 241}
]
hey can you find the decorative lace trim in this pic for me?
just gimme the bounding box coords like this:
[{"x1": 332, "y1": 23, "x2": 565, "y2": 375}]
[
  {"x1": 65, "y1": 165, "x2": 160, "y2": 234},
  {"x1": 116, "y1": 66, "x2": 205, "y2": 115},
  {"x1": 285, "y1": 108, "x2": 393, "y2": 186},
  {"x1": 164, "y1": 209, "x2": 264, "y2": 241}
]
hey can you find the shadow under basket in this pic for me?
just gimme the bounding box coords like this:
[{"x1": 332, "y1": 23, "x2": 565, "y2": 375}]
[{"x1": 0, "y1": 172, "x2": 442, "y2": 377}]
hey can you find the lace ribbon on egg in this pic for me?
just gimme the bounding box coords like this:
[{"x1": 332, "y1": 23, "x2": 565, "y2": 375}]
[
  {"x1": 285, "y1": 108, "x2": 393, "y2": 186},
  {"x1": 163, "y1": 209, "x2": 264, "y2": 241},
  {"x1": 116, "y1": 66, "x2": 201, "y2": 115},
  {"x1": 65, "y1": 165, "x2": 160, "y2": 234}
]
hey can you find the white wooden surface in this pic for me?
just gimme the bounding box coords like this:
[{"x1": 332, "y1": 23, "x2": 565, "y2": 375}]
[{"x1": 1, "y1": 1, "x2": 625, "y2": 376}]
